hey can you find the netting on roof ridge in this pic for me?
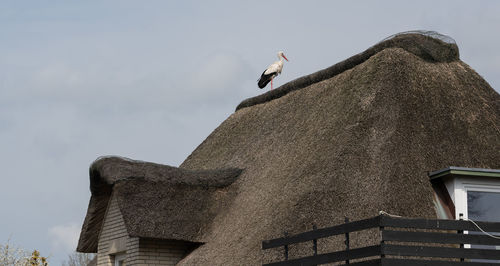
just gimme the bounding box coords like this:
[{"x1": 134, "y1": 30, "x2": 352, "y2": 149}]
[{"x1": 381, "y1": 30, "x2": 456, "y2": 44}]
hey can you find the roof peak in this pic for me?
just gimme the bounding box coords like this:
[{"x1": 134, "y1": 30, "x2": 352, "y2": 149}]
[
  {"x1": 236, "y1": 31, "x2": 459, "y2": 111},
  {"x1": 380, "y1": 30, "x2": 456, "y2": 45}
]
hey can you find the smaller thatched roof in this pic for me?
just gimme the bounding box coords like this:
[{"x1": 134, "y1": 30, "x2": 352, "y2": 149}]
[{"x1": 77, "y1": 156, "x2": 242, "y2": 253}]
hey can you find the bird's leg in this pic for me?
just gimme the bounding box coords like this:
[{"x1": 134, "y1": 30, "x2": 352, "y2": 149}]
[{"x1": 271, "y1": 78, "x2": 273, "y2": 90}]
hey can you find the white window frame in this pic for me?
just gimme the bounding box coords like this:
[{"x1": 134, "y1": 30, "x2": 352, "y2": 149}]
[
  {"x1": 453, "y1": 177, "x2": 500, "y2": 221},
  {"x1": 114, "y1": 253, "x2": 126, "y2": 266},
  {"x1": 452, "y1": 177, "x2": 500, "y2": 250}
]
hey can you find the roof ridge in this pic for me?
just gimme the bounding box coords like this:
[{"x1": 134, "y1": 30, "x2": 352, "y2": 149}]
[
  {"x1": 89, "y1": 156, "x2": 242, "y2": 190},
  {"x1": 236, "y1": 32, "x2": 459, "y2": 111}
]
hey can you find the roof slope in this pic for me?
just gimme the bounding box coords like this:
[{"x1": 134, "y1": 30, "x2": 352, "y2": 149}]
[
  {"x1": 178, "y1": 34, "x2": 500, "y2": 265},
  {"x1": 77, "y1": 156, "x2": 242, "y2": 252}
]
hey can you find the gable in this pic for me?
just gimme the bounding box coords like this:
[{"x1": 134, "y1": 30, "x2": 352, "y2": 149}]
[{"x1": 97, "y1": 192, "x2": 128, "y2": 256}]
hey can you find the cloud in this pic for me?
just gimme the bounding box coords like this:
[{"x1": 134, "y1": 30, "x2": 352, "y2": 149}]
[{"x1": 48, "y1": 223, "x2": 80, "y2": 252}]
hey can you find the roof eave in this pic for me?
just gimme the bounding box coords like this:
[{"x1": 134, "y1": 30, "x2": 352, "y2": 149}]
[{"x1": 429, "y1": 166, "x2": 500, "y2": 181}]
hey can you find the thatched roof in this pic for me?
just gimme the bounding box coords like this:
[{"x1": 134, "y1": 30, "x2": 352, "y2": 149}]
[
  {"x1": 77, "y1": 156, "x2": 242, "y2": 252},
  {"x1": 177, "y1": 32, "x2": 500, "y2": 265}
]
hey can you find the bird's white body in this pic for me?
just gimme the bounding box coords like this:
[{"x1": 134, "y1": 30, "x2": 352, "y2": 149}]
[
  {"x1": 258, "y1": 51, "x2": 288, "y2": 89},
  {"x1": 264, "y1": 55, "x2": 285, "y2": 75}
]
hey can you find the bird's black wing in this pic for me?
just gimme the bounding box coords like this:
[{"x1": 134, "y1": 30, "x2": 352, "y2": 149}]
[{"x1": 257, "y1": 70, "x2": 276, "y2": 89}]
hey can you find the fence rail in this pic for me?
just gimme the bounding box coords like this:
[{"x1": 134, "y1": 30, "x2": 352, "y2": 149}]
[{"x1": 262, "y1": 215, "x2": 500, "y2": 266}]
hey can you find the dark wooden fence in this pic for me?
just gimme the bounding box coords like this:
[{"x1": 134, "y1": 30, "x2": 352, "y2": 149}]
[{"x1": 262, "y1": 215, "x2": 500, "y2": 265}]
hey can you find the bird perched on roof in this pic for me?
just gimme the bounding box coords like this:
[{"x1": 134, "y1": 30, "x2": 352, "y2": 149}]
[{"x1": 258, "y1": 51, "x2": 288, "y2": 90}]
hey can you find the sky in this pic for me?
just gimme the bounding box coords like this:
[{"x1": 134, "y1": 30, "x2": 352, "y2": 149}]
[{"x1": 1, "y1": 1, "x2": 499, "y2": 264}]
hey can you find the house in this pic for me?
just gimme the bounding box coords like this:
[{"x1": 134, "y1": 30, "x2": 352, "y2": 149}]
[
  {"x1": 77, "y1": 31, "x2": 500, "y2": 265},
  {"x1": 77, "y1": 157, "x2": 242, "y2": 265}
]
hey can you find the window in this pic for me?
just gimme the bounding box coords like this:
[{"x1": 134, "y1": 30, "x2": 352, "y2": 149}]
[
  {"x1": 468, "y1": 190, "x2": 500, "y2": 221},
  {"x1": 430, "y1": 167, "x2": 500, "y2": 263},
  {"x1": 453, "y1": 178, "x2": 500, "y2": 222},
  {"x1": 429, "y1": 166, "x2": 500, "y2": 221},
  {"x1": 114, "y1": 253, "x2": 126, "y2": 266},
  {"x1": 457, "y1": 181, "x2": 500, "y2": 262}
]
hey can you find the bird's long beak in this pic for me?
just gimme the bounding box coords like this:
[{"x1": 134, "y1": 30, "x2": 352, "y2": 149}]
[{"x1": 282, "y1": 54, "x2": 289, "y2": 61}]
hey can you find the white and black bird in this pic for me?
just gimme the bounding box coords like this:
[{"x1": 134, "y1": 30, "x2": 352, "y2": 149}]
[{"x1": 258, "y1": 51, "x2": 289, "y2": 90}]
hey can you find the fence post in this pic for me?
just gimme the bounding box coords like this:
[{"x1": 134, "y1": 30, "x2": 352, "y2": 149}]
[
  {"x1": 312, "y1": 224, "x2": 317, "y2": 256},
  {"x1": 284, "y1": 231, "x2": 289, "y2": 261},
  {"x1": 345, "y1": 217, "x2": 350, "y2": 264},
  {"x1": 459, "y1": 213, "x2": 464, "y2": 262},
  {"x1": 380, "y1": 216, "x2": 385, "y2": 260}
]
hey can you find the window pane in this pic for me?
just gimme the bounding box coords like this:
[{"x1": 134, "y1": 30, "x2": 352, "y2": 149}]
[
  {"x1": 467, "y1": 191, "x2": 500, "y2": 222},
  {"x1": 467, "y1": 190, "x2": 500, "y2": 263}
]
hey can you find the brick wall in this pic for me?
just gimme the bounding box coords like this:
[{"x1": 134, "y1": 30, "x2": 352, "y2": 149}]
[
  {"x1": 97, "y1": 193, "x2": 128, "y2": 265},
  {"x1": 96, "y1": 193, "x2": 191, "y2": 266}
]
